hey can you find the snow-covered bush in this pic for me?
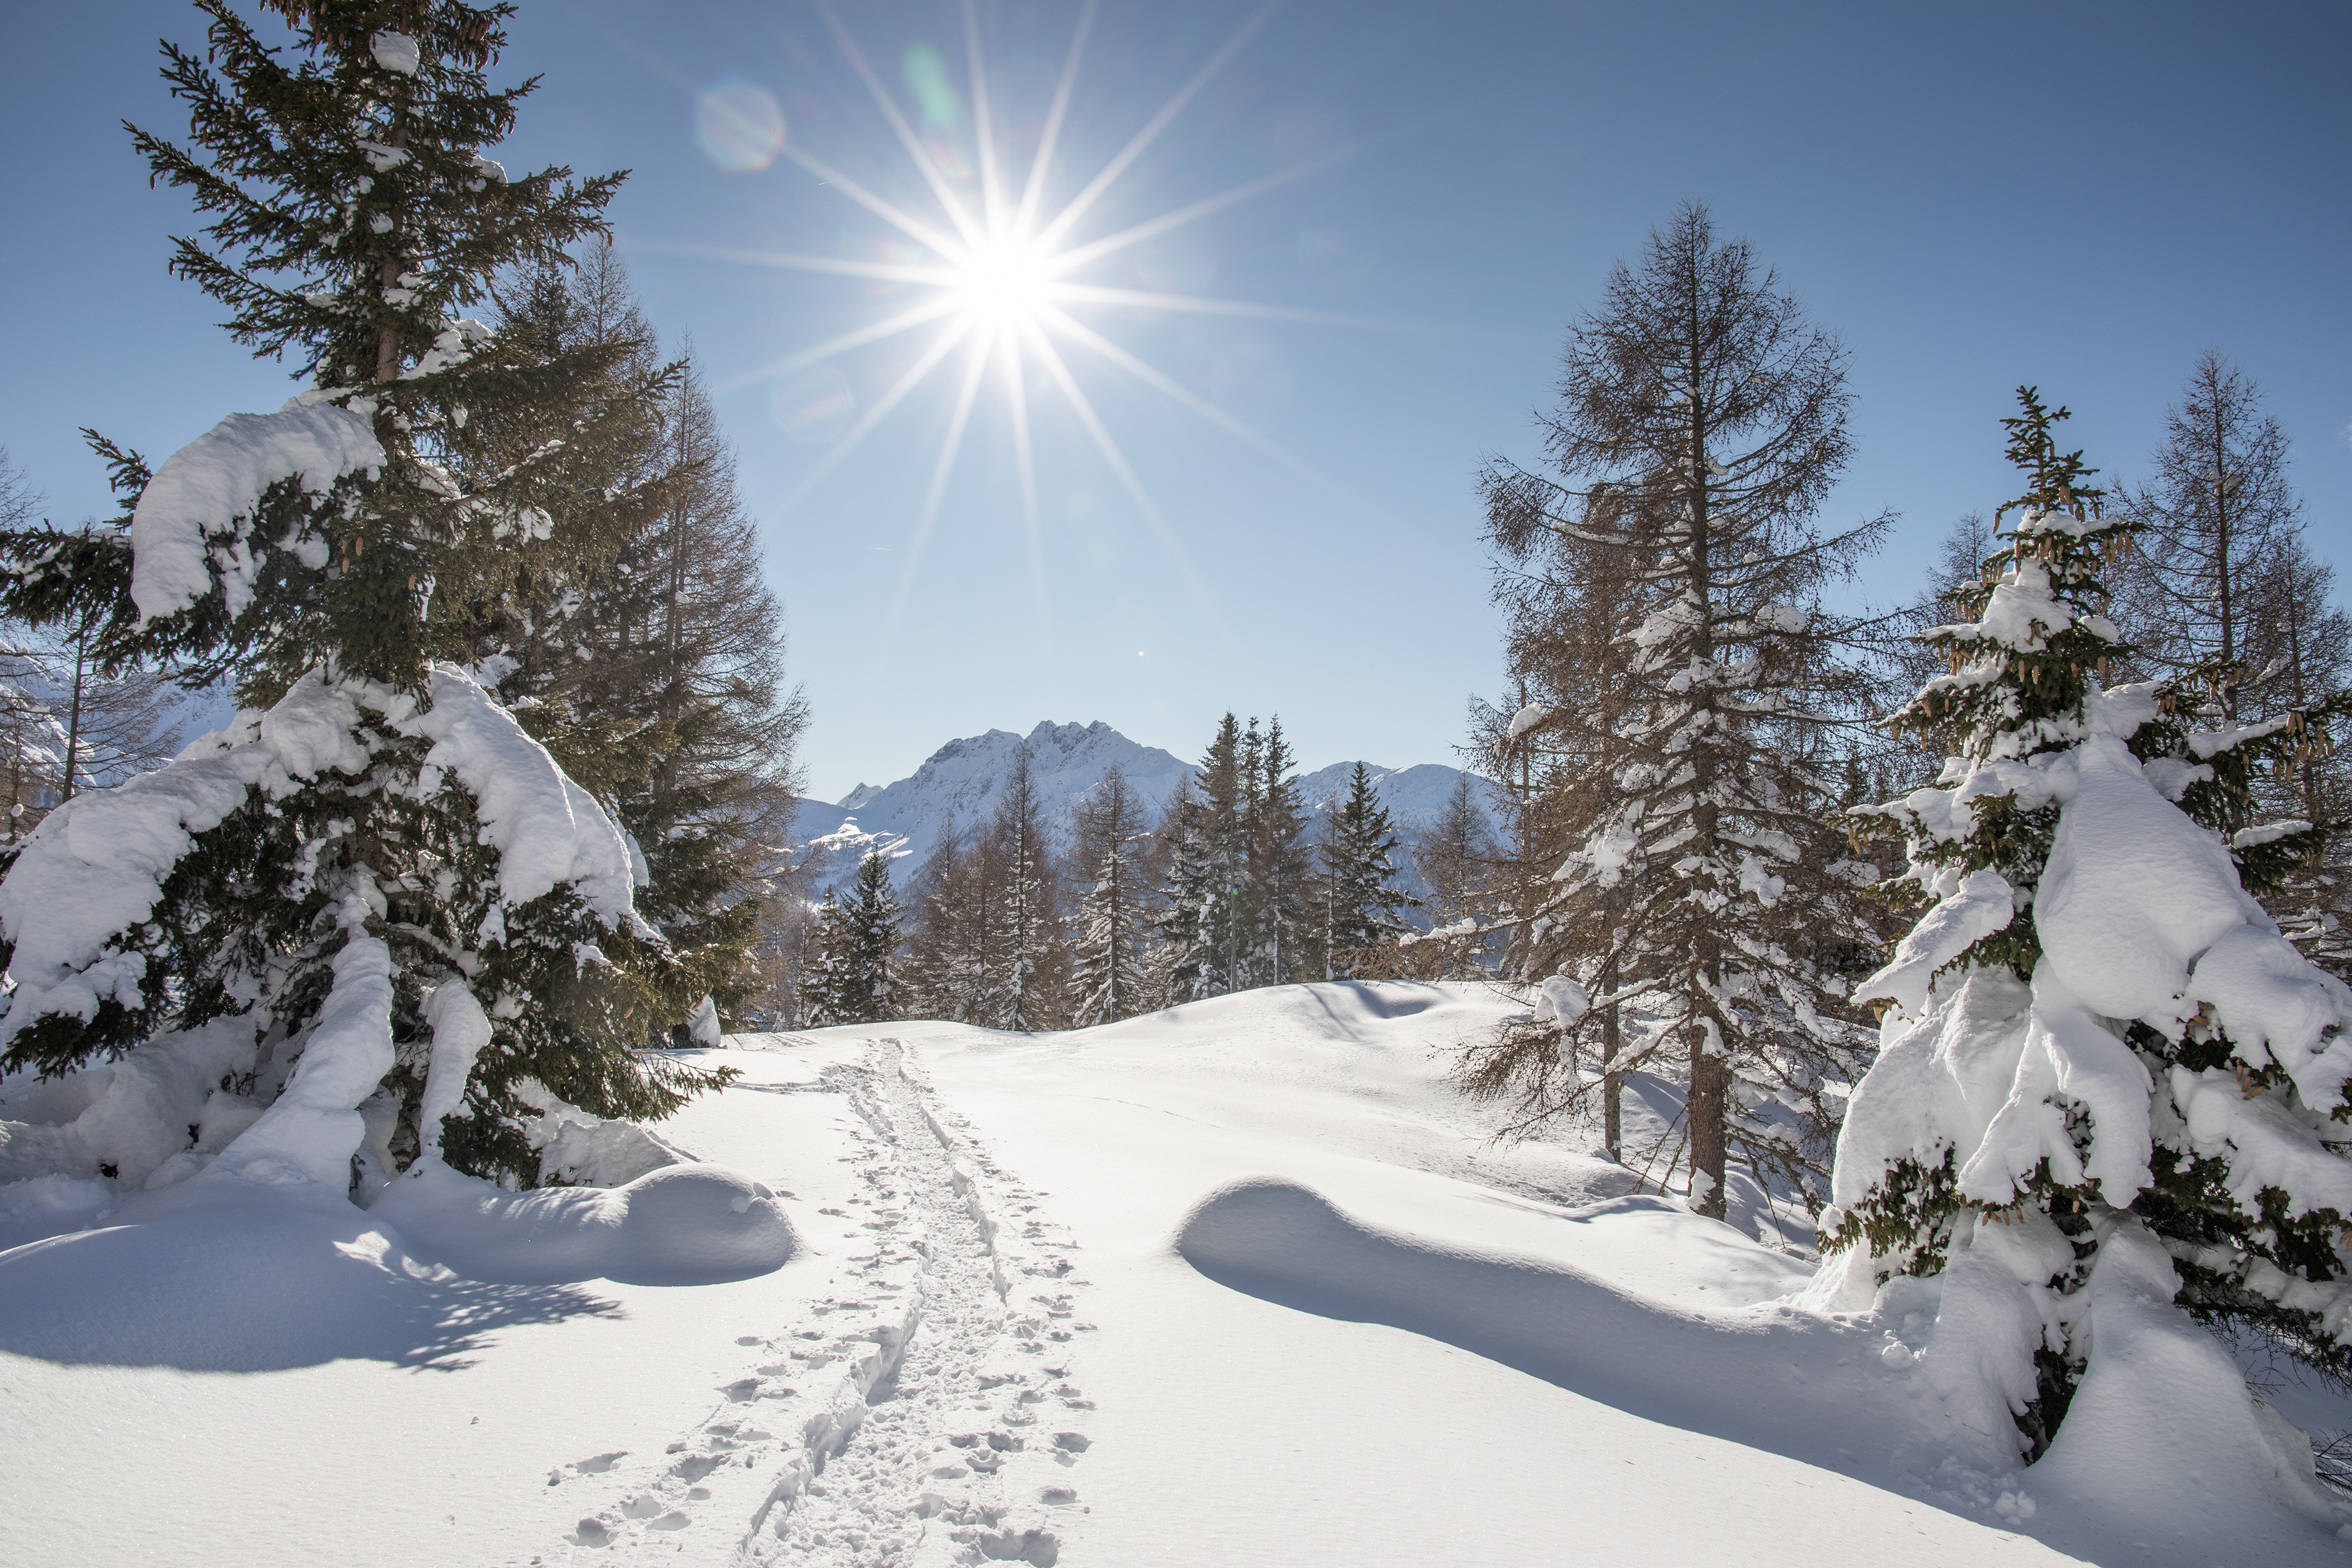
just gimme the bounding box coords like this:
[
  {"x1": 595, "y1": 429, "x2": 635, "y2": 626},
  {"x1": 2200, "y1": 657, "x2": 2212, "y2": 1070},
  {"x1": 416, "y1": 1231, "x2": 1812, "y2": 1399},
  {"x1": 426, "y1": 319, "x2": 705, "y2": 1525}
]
[
  {"x1": 1818, "y1": 389, "x2": 2352, "y2": 1459},
  {"x1": 0, "y1": 1, "x2": 727, "y2": 1199}
]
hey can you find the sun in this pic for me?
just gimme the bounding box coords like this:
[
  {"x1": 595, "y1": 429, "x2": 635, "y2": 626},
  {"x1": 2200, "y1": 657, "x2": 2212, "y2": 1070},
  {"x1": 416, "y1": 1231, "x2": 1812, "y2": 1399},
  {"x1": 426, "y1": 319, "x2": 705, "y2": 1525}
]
[
  {"x1": 951, "y1": 236, "x2": 1054, "y2": 331},
  {"x1": 676, "y1": 0, "x2": 1379, "y2": 632}
]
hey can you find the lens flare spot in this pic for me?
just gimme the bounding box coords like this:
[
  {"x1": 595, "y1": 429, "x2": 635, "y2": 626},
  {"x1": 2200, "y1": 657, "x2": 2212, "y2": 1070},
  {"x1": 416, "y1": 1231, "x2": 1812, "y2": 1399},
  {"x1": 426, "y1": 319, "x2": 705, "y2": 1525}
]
[
  {"x1": 696, "y1": 81, "x2": 786, "y2": 172},
  {"x1": 902, "y1": 43, "x2": 963, "y2": 128},
  {"x1": 771, "y1": 365, "x2": 856, "y2": 444}
]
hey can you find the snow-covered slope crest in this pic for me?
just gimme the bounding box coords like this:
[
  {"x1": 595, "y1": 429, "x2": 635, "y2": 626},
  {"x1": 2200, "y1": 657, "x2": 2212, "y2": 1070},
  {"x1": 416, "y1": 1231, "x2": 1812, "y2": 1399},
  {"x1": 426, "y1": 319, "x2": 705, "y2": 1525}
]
[{"x1": 0, "y1": 1158, "x2": 797, "y2": 1372}]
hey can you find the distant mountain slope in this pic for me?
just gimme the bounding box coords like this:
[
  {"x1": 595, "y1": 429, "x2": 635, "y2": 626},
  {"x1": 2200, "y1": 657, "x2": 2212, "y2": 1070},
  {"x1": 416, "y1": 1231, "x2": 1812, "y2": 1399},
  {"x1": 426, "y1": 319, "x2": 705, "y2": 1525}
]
[
  {"x1": 792, "y1": 722, "x2": 1191, "y2": 893},
  {"x1": 1293, "y1": 760, "x2": 1493, "y2": 834},
  {"x1": 791, "y1": 721, "x2": 1499, "y2": 916}
]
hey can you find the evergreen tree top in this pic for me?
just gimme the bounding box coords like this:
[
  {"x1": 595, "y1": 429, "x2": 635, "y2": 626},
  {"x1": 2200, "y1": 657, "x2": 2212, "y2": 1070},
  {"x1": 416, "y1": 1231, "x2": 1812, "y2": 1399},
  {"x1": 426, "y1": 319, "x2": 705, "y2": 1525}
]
[
  {"x1": 0, "y1": 1, "x2": 649, "y2": 702},
  {"x1": 1994, "y1": 386, "x2": 2108, "y2": 536},
  {"x1": 1885, "y1": 388, "x2": 2138, "y2": 771},
  {"x1": 1855, "y1": 387, "x2": 2341, "y2": 995},
  {"x1": 137, "y1": 0, "x2": 619, "y2": 393}
]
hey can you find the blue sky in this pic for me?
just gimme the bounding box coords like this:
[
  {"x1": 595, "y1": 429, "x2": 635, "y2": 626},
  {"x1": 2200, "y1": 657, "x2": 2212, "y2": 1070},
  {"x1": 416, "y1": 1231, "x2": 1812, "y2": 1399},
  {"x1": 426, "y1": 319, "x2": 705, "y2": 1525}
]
[{"x1": 4, "y1": 1, "x2": 2348, "y2": 801}]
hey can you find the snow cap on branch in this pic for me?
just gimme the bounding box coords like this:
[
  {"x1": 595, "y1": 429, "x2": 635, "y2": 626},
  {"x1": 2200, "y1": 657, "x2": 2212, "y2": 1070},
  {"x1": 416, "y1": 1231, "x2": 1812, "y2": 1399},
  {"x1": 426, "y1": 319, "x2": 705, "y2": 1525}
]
[
  {"x1": 370, "y1": 31, "x2": 420, "y2": 76},
  {"x1": 128, "y1": 397, "x2": 383, "y2": 624},
  {"x1": 411, "y1": 665, "x2": 638, "y2": 923}
]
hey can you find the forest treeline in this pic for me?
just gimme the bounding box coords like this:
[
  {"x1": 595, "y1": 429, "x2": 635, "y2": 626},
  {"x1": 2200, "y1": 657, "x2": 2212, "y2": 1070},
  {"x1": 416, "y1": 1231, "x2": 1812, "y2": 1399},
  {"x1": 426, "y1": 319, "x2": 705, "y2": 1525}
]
[
  {"x1": 786, "y1": 717, "x2": 1494, "y2": 1032},
  {"x1": 785, "y1": 210, "x2": 2352, "y2": 1169}
]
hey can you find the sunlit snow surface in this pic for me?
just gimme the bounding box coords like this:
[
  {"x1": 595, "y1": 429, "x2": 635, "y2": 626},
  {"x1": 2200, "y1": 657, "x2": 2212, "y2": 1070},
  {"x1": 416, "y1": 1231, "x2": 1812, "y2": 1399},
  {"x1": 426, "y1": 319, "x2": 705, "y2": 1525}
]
[{"x1": 3, "y1": 983, "x2": 2346, "y2": 1566}]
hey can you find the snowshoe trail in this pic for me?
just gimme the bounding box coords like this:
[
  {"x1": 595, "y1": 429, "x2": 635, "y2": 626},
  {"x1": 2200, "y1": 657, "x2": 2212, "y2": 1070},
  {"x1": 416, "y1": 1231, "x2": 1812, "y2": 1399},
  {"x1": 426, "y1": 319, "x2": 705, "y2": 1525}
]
[{"x1": 551, "y1": 1037, "x2": 1096, "y2": 1566}]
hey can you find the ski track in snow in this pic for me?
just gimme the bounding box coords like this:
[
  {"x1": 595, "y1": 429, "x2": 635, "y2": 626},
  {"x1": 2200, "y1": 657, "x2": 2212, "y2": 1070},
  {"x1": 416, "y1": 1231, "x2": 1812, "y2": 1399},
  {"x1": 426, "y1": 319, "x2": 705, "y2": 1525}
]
[{"x1": 547, "y1": 1038, "x2": 1095, "y2": 1567}]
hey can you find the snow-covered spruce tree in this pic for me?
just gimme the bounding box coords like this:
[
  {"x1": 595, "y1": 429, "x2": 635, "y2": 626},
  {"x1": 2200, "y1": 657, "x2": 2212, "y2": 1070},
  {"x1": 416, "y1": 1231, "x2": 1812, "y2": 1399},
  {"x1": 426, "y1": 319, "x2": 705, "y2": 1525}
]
[
  {"x1": 1317, "y1": 762, "x2": 1416, "y2": 981},
  {"x1": 804, "y1": 853, "x2": 900, "y2": 1027},
  {"x1": 1460, "y1": 204, "x2": 1886, "y2": 1218},
  {"x1": 839, "y1": 851, "x2": 903, "y2": 1025},
  {"x1": 0, "y1": 1, "x2": 728, "y2": 1193},
  {"x1": 1068, "y1": 762, "x2": 1153, "y2": 1026},
  {"x1": 1159, "y1": 714, "x2": 1314, "y2": 999},
  {"x1": 981, "y1": 749, "x2": 1066, "y2": 1031},
  {"x1": 1161, "y1": 719, "x2": 1244, "y2": 1001},
  {"x1": 1821, "y1": 388, "x2": 2352, "y2": 1462},
  {"x1": 799, "y1": 887, "x2": 849, "y2": 1027},
  {"x1": 1251, "y1": 719, "x2": 1316, "y2": 986}
]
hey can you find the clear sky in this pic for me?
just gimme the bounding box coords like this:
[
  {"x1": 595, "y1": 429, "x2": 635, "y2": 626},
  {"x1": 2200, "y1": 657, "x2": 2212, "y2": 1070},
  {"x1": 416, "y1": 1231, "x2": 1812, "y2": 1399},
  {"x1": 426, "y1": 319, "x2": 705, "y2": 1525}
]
[{"x1": 4, "y1": 1, "x2": 2348, "y2": 801}]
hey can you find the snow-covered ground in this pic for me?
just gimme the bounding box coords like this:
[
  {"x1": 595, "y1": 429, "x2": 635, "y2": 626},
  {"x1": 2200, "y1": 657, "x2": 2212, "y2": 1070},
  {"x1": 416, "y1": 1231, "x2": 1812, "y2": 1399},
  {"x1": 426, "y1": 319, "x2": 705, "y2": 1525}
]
[{"x1": 4, "y1": 983, "x2": 2347, "y2": 1566}]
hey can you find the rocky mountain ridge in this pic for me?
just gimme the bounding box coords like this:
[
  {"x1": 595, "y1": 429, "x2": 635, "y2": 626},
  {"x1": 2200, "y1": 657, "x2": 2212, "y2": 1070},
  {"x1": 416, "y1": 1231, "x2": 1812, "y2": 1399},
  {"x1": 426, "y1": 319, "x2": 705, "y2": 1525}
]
[{"x1": 791, "y1": 721, "x2": 1499, "y2": 914}]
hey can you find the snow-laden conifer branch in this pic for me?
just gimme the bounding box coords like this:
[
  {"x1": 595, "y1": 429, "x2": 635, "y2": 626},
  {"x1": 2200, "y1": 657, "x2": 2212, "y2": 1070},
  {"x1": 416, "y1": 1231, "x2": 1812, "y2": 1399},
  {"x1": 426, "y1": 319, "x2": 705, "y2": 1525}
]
[{"x1": 1819, "y1": 387, "x2": 2352, "y2": 1464}]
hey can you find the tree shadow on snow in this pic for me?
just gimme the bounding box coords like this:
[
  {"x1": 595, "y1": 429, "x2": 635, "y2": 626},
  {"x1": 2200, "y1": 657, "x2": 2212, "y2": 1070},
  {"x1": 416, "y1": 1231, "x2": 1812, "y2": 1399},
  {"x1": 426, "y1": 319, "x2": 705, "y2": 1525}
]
[
  {"x1": 0, "y1": 1191, "x2": 625, "y2": 1373},
  {"x1": 1176, "y1": 1176, "x2": 1912, "y2": 1475},
  {"x1": 1294, "y1": 979, "x2": 1446, "y2": 1031},
  {"x1": 1181, "y1": 1177, "x2": 2352, "y2": 1568}
]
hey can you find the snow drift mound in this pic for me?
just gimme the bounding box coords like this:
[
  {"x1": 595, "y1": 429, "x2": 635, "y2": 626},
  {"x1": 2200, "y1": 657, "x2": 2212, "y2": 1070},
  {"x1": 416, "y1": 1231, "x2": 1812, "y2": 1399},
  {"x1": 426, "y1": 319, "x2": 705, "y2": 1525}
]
[
  {"x1": 0, "y1": 1161, "x2": 796, "y2": 1370},
  {"x1": 372, "y1": 1158, "x2": 798, "y2": 1286}
]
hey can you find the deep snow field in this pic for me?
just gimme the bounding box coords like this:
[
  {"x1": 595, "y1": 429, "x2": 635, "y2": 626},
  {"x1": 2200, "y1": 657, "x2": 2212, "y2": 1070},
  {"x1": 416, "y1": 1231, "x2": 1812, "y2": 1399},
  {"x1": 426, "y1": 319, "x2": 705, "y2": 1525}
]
[{"x1": 4, "y1": 981, "x2": 2348, "y2": 1567}]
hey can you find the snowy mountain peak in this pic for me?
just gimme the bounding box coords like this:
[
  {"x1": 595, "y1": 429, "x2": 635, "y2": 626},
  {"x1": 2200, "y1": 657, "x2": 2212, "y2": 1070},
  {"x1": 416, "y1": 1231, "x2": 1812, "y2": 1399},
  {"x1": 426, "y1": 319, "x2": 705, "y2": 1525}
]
[{"x1": 793, "y1": 722, "x2": 1494, "y2": 899}]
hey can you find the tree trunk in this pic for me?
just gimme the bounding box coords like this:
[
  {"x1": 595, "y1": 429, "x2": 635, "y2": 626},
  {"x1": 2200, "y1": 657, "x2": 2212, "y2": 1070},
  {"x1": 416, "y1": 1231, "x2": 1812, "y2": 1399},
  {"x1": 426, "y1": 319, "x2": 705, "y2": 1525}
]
[
  {"x1": 1599, "y1": 956, "x2": 1622, "y2": 1161},
  {"x1": 60, "y1": 629, "x2": 86, "y2": 804},
  {"x1": 2211, "y1": 393, "x2": 2238, "y2": 720},
  {"x1": 375, "y1": 107, "x2": 408, "y2": 384},
  {"x1": 1686, "y1": 1013, "x2": 1728, "y2": 1217},
  {"x1": 1683, "y1": 306, "x2": 1729, "y2": 1221}
]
